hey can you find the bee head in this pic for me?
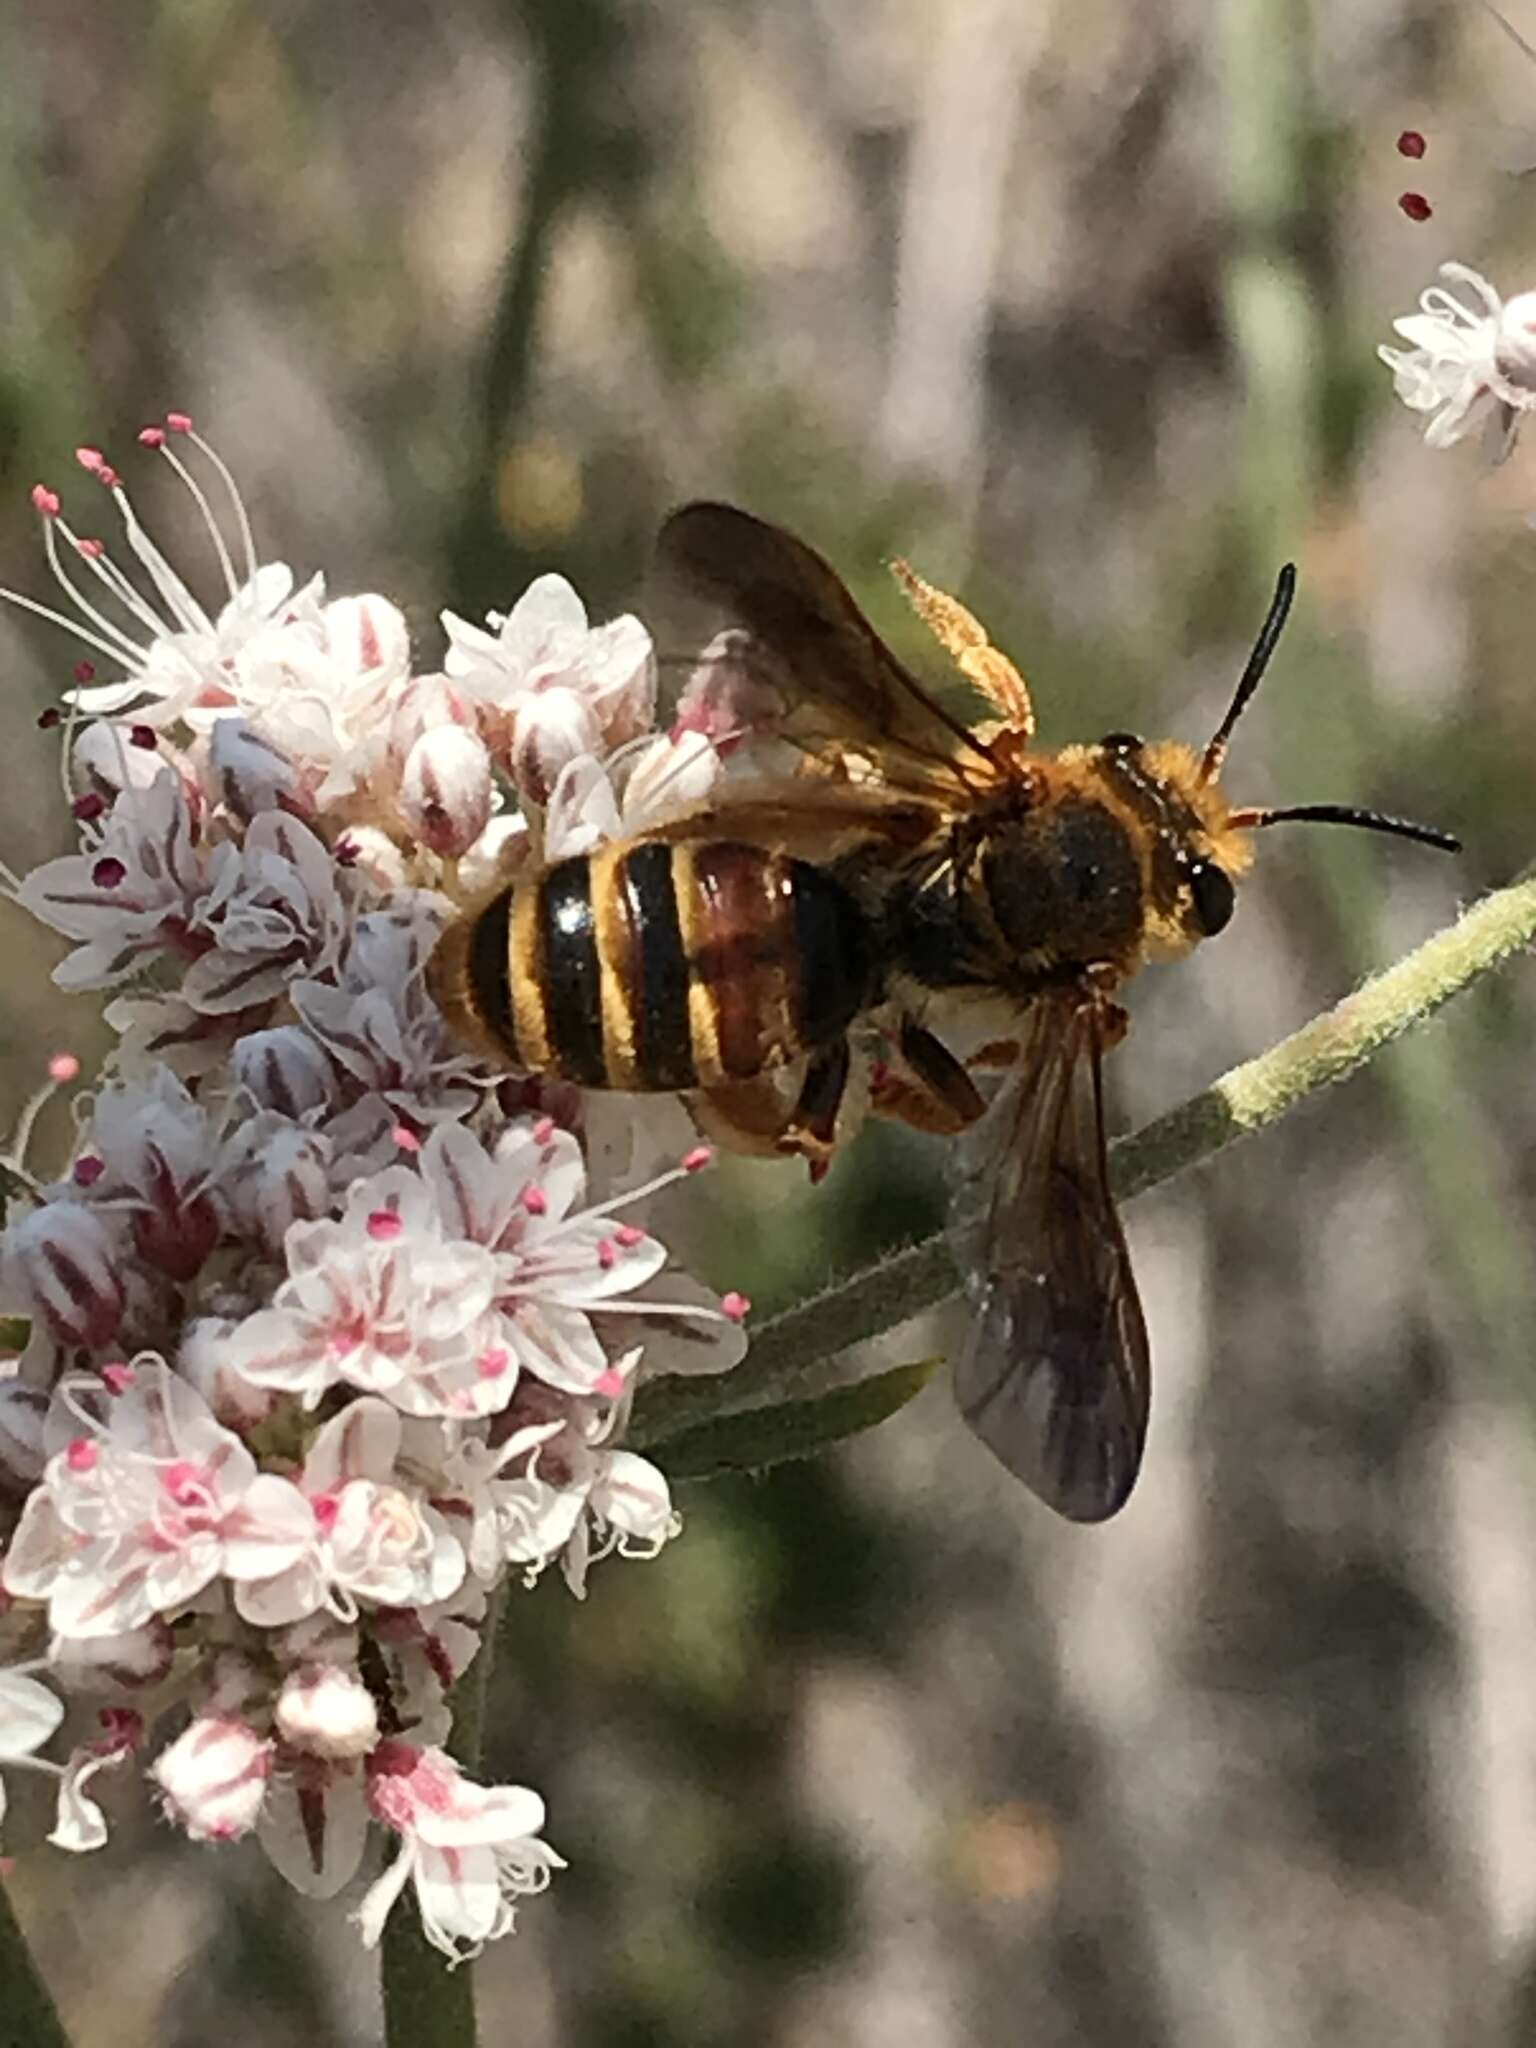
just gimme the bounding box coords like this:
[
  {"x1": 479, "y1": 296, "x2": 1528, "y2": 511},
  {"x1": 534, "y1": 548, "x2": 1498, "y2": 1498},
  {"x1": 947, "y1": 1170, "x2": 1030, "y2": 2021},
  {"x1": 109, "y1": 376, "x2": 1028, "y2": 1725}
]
[{"x1": 1089, "y1": 565, "x2": 1457, "y2": 960}]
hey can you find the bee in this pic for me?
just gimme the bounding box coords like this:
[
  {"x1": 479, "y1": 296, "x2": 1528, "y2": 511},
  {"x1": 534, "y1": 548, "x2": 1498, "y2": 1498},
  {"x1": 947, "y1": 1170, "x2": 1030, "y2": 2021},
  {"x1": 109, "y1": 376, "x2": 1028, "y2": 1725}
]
[{"x1": 430, "y1": 503, "x2": 1458, "y2": 1521}]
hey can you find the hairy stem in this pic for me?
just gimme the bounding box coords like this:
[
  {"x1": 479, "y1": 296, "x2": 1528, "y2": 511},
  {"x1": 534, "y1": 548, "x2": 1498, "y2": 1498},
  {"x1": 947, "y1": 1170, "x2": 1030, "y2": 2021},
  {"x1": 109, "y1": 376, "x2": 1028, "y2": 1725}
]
[
  {"x1": 0, "y1": 1875, "x2": 70, "y2": 2048},
  {"x1": 632, "y1": 872, "x2": 1536, "y2": 1450}
]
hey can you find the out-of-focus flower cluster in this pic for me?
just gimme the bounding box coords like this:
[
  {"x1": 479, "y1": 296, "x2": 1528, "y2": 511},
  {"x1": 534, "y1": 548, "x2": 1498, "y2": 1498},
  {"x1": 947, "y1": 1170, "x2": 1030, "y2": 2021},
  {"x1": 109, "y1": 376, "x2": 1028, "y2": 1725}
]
[
  {"x1": 1380, "y1": 261, "x2": 1536, "y2": 456},
  {"x1": 0, "y1": 419, "x2": 748, "y2": 1962}
]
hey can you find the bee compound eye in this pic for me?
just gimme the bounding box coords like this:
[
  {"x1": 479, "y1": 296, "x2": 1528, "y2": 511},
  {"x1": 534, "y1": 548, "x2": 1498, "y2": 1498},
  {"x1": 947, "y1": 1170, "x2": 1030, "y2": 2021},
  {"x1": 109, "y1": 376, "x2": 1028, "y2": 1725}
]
[
  {"x1": 1099, "y1": 731, "x2": 1142, "y2": 753},
  {"x1": 1188, "y1": 858, "x2": 1236, "y2": 937}
]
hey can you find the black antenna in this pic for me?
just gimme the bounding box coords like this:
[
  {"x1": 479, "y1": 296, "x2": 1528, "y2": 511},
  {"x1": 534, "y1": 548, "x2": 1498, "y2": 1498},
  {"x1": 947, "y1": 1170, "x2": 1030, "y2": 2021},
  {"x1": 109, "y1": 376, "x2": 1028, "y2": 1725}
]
[
  {"x1": 1199, "y1": 563, "x2": 1297, "y2": 785},
  {"x1": 1227, "y1": 802, "x2": 1460, "y2": 854}
]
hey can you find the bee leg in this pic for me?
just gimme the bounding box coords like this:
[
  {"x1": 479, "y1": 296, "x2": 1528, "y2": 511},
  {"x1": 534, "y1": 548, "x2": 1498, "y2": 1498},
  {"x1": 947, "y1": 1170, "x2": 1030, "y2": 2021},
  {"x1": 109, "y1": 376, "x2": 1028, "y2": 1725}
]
[
  {"x1": 872, "y1": 1018, "x2": 987, "y2": 1135},
  {"x1": 778, "y1": 1038, "x2": 852, "y2": 1181}
]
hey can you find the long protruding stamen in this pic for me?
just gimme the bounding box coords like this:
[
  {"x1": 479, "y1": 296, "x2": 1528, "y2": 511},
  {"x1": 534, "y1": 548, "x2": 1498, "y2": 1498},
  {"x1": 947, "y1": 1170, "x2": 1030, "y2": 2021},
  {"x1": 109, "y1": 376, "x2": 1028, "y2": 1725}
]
[
  {"x1": 1199, "y1": 563, "x2": 1297, "y2": 785},
  {"x1": 39, "y1": 515, "x2": 152, "y2": 669},
  {"x1": 75, "y1": 448, "x2": 212, "y2": 638},
  {"x1": 169, "y1": 415, "x2": 258, "y2": 589},
  {"x1": 1227, "y1": 801, "x2": 1460, "y2": 852},
  {"x1": 4, "y1": 1054, "x2": 78, "y2": 1180},
  {"x1": 50, "y1": 516, "x2": 174, "y2": 652},
  {"x1": 0, "y1": 581, "x2": 140, "y2": 670},
  {"x1": 143, "y1": 426, "x2": 240, "y2": 603},
  {"x1": 583, "y1": 1145, "x2": 715, "y2": 1221}
]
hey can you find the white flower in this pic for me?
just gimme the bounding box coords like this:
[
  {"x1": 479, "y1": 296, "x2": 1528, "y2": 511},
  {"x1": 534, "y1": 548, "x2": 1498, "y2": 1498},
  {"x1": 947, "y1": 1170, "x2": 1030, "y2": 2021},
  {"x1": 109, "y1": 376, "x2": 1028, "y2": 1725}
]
[
  {"x1": 358, "y1": 1740, "x2": 564, "y2": 1961},
  {"x1": 80, "y1": 1066, "x2": 224, "y2": 1283},
  {"x1": 230, "y1": 592, "x2": 411, "y2": 803},
  {"x1": 231, "y1": 1398, "x2": 465, "y2": 1625},
  {"x1": 14, "y1": 772, "x2": 208, "y2": 992},
  {"x1": 1379, "y1": 262, "x2": 1536, "y2": 451},
  {"x1": 544, "y1": 731, "x2": 723, "y2": 860},
  {"x1": 0, "y1": 424, "x2": 323, "y2": 725},
  {"x1": 291, "y1": 910, "x2": 480, "y2": 1129},
  {"x1": 181, "y1": 810, "x2": 349, "y2": 1015},
  {"x1": 420, "y1": 1121, "x2": 673, "y2": 1396},
  {"x1": 220, "y1": 1173, "x2": 502, "y2": 1416},
  {"x1": 496, "y1": 1391, "x2": 678, "y2": 1594},
  {"x1": 152, "y1": 1712, "x2": 274, "y2": 1841},
  {"x1": 1, "y1": 1360, "x2": 311, "y2": 1637},
  {"x1": 442, "y1": 573, "x2": 655, "y2": 799}
]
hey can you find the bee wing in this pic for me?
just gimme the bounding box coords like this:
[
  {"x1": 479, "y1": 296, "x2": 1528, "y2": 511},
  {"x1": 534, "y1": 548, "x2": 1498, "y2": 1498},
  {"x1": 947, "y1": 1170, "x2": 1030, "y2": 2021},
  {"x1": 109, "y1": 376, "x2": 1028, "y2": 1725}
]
[
  {"x1": 657, "y1": 501, "x2": 1004, "y2": 798},
  {"x1": 948, "y1": 1000, "x2": 1150, "y2": 1521}
]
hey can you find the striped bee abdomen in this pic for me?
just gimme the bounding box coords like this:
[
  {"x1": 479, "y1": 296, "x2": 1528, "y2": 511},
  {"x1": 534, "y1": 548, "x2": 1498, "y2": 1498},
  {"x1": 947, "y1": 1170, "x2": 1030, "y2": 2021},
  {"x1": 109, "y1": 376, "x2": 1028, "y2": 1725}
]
[{"x1": 479, "y1": 837, "x2": 877, "y2": 1092}]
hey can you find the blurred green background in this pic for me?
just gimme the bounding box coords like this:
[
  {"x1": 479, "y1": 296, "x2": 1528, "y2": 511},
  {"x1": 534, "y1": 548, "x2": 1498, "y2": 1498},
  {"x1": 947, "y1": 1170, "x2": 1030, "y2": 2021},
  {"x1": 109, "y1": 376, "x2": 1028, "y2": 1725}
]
[{"x1": 4, "y1": 0, "x2": 1536, "y2": 2042}]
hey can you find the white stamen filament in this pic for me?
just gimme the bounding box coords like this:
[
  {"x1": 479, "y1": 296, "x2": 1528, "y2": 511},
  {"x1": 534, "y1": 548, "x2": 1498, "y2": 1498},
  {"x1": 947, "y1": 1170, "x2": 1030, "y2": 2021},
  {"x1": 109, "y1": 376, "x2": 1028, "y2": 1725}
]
[
  {"x1": 153, "y1": 441, "x2": 240, "y2": 604},
  {"x1": 108, "y1": 485, "x2": 214, "y2": 638},
  {"x1": 45, "y1": 514, "x2": 172, "y2": 665},
  {"x1": 0, "y1": 569, "x2": 143, "y2": 674},
  {"x1": 181, "y1": 426, "x2": 259, "y2": 589}
]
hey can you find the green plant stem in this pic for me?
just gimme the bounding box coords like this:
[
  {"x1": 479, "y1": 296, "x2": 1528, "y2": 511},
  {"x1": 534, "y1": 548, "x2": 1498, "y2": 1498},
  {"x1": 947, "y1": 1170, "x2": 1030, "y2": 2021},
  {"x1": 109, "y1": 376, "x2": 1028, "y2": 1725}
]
[
  {"x1": 632, "y1": 871, "x2": 1536, "y2": 1452},
  {"x1": 0, "y1": 1875, "x2": 69, "y2": 2048},
  {"x1": 379, "y1": 1588, "x2": 506, "y2": 2048}
]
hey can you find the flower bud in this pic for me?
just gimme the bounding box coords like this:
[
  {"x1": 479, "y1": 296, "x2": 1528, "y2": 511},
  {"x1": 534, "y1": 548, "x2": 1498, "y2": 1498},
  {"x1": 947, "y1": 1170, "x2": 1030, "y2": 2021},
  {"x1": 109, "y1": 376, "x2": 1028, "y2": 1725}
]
[
  {"x1": 507, "y1": 687, "x2": 599, "y2": 805},
  {"x1": 5, "y1": 1201, "x2": 126, "y2": 1349},
  {"x1": 335, "y1": 825, "x2": 409, "y2": 892},
  {"x1": 153, "y1": 1713, "x2": 273, "y2": 1842},
  {"x1": 622, "y1": 730, "x2": 722, "y2": 823},
  {"x1": 323, "y1": 593, "x2": 410, "y2": 685},
  {"x1": 132, "y1": 1188, "x2": 220, "y2": 1284},
  {"x1": 179, "y1": 1315, "x2": 287, "y2": 1428},
  {"x1": 399, "y1": 726, "x2": 494, "y2": 858},
  {"x1": 52, "y1": 1619, "x2": 175, "y2": 1693},
  {"x1": 387, "y1": 672, "x2": 477, "y2": 768},
  {"x1": 672, "y1": 628, "x2": 788, "y2": 748},
  {"x1": 71, "y1": 719, "x2": 176, "y2": 796},
  {"x1": 230, "y1": 1026, "x2": 335, "y2": 1119},
  {"x1": 220, "y1": 1116, "x2": 332, "y2": 1259},
  {"x1": 207, "y1": 716, "x2": 306, "y2": 822},
  {"x1": 275, "y1": 1662, "x2": 380, "y2": 1759}
]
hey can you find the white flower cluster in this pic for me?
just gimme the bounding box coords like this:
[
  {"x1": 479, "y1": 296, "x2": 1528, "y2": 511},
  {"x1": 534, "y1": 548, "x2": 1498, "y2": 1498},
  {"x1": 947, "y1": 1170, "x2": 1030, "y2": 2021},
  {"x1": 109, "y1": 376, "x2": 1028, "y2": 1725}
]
[{"x1": 0, "y1": 418, "x2": 749, "y2": 1962}]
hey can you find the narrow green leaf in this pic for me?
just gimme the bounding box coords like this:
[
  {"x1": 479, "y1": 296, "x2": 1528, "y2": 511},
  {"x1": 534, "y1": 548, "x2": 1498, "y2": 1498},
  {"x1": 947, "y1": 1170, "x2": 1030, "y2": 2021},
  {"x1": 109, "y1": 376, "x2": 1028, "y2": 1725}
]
[{"x1": 653, "y1": 1358, "x2": 942, "y2": 1481}]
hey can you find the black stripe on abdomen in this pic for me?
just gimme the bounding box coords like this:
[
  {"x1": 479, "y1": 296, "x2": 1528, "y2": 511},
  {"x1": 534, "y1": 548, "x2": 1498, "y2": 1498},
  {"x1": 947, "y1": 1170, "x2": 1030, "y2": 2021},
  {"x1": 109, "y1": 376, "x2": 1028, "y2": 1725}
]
[
  {"x1": 619, "y1": 841, "x2": 696, "y2": 1089},
  {"x1": 538, "y1": 858, "x2": 606, "y2": 1087},
  {"x1": 467, "y1": 888, "x2": 517, "y2": 1063},
  {"x1": 788, "y1": 859, "x2": 876, "y2": 1047}
]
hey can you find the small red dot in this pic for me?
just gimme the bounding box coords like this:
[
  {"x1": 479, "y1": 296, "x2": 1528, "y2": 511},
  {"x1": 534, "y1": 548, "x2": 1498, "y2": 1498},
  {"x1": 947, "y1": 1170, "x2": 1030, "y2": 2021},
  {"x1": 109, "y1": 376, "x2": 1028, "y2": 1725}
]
[
  {"x1": 1397, "y1": 130, "x2": 1427, "y2": 159},
  {"x1": 1398, "y1": 191, "x2": 1433, "y2": 222}
]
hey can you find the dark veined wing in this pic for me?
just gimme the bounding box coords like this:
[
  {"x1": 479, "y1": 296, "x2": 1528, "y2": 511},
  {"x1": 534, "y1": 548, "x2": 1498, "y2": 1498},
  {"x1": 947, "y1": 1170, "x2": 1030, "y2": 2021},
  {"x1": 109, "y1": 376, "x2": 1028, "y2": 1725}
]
[
  {"x1": 656, "y1": 502, "x2": 1004, "y2": 799},
  {"x1": 948, "y1": 998, "x2": 1150, "y2": 1521}
]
